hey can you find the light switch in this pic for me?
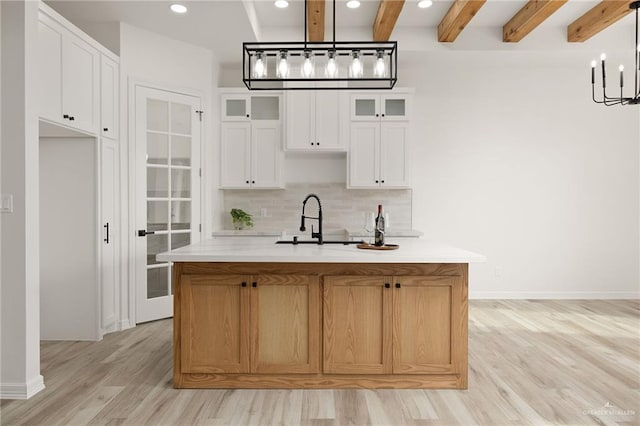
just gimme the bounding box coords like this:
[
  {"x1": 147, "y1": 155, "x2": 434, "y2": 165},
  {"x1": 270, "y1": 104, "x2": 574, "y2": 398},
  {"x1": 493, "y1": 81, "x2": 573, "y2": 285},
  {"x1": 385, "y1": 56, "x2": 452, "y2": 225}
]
[{"x1": 1, "y1": 194, "x2": 14, "y2": 213}]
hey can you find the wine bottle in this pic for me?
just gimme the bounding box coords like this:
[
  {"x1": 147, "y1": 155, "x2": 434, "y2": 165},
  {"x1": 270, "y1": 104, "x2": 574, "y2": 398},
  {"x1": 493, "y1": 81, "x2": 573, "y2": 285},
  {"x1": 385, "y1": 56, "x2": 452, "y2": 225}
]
[{"x1": 374, "y1": 204, "x2": 385, "y2": 246}]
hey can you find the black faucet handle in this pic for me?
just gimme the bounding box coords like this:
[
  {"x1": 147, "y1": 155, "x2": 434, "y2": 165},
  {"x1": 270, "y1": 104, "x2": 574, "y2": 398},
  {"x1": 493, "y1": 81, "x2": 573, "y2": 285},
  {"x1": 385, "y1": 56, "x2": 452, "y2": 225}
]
[{"x1": 300, "y1": 215, "x2": 306, "y2": 232}]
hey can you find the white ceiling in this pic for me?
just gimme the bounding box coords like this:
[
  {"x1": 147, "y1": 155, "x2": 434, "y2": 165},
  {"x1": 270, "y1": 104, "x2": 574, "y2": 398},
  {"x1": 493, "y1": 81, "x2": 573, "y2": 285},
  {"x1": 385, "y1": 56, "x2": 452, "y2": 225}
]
[{"x1": 46, "y1": 0, "x2": 635, "y2": 65}]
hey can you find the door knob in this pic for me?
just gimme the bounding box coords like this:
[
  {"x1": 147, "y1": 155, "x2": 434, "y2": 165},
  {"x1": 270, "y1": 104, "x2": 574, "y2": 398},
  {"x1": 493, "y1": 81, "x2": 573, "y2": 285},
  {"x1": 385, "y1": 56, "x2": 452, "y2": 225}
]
[{"x1": 137, "y1": 229, "x2": 156, "y2": 237}]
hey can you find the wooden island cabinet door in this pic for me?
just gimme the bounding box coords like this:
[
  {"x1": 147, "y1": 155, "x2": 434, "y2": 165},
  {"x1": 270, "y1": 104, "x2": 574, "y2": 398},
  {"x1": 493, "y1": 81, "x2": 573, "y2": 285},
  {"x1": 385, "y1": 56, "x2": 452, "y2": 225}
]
[
  {"x1": 392, "y1": 276, "x2": 464, "y2": 375},
  {"x1": 323, "y1": 275, "x2": 392, "y2": 374},
  {"x1": 181, "y1": 274, "x2": 250, "y2": 374},
  {"x1": 250, "y1": 275, "x2": 320, "y2": 374}
]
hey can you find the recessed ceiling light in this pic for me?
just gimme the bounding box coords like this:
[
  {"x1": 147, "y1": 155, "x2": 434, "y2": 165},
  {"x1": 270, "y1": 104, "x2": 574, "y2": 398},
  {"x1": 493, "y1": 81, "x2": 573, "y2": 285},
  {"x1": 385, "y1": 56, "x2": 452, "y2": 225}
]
[
  {"x1": 170, "y1": 4, "x2": 187, "y2": 14},
  {"x1": 274, "y1": 0, "x2": 289, "y2": 8},
  {"x1": 346, "y1": 0, "x2": 361, "y2": 9},
  {"x1": 417, "y1": 0, "x2": 433, "y2": 8}
]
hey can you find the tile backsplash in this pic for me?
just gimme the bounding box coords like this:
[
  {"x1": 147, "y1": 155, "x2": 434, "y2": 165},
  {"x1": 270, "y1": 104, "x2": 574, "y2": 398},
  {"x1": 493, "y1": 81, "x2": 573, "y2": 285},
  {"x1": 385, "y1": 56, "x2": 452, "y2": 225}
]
[{"x1": 222, "y1": 184, "x2": 412, "y2": 234}]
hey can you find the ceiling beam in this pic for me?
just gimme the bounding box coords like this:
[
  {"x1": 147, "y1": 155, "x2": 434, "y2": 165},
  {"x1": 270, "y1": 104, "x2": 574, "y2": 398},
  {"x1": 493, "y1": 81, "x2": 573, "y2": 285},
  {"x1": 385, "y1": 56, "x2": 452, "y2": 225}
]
[
  {"x1": 438, "y1": 0, "x2": 487, "y2": 42},
  {"x1": 503, "y1": 0, "x2": 568, "y2": 42},
  {"x1": 567, "y1": 0, "x2": 632, "y2": 43},
  {"x1": 307, "y1": 0, "x2": 325, "y2": 42},
  {"x1": 373, "y1": 0, "x2": 406, "y2": 41}
]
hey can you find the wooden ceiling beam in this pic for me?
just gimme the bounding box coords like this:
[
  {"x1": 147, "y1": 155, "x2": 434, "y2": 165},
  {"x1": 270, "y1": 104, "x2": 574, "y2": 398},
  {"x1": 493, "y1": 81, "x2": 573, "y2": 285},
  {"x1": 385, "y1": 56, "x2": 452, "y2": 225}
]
[
  {"x1": 438, "y1": 0, "x2": 487, "y2": 42},
  {"x1": 373, "y1": 0, "x2": 406, "y2": 41},
  {"x1": 307, "y1": 0, "x2": 325, "y2": 42},
  {"x1": 503, "y1": 0, "x2": 568, "y2": 42},
  {"x1": 568, "y1": 0, "x2": 632, "y2": 43}
]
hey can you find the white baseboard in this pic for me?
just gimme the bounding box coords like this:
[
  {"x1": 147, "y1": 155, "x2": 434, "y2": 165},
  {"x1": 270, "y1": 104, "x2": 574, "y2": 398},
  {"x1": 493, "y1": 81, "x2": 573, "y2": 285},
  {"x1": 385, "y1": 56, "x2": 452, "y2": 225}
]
[
  {"x1": 118, "y1": 319, "x2": 133, "y2": 330},
  {"x1": 0, "y1": 375, "x2": 45, "y2": 400},
  {"x1": 470, "y1": 291, "x2": 640, "y2": 299}
]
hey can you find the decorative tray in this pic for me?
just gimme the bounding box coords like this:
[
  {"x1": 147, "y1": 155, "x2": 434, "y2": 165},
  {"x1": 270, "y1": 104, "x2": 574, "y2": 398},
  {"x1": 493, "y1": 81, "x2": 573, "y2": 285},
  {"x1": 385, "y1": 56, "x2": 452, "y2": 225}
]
[{"x1": 356, "y1": 243, "x2": 399, "y2": 251}]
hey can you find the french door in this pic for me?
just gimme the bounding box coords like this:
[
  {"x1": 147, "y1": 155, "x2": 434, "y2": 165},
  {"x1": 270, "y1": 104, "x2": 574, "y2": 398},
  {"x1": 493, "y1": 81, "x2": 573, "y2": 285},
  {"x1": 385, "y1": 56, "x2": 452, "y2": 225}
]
[{"x1": 135, "y1": 86, "x2": 201, "y2": 323}]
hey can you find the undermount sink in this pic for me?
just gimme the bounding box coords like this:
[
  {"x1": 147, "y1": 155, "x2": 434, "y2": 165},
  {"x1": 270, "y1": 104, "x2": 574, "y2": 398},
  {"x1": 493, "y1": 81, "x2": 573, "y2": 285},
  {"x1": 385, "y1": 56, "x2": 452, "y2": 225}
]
[{"x1": 275, "y1": 238, "x2": 364, "y2": 245}]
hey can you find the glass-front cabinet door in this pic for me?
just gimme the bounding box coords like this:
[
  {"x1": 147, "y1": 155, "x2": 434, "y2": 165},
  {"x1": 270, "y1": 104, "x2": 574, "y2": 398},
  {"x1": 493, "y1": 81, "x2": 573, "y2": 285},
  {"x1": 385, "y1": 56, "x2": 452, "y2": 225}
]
[
  {"x1": 350, "y1": 94, "x2": 379, "y2": 121},
  {"x1": 221, "y1": 94, "x2": 280, "y2": 122},
  {"x1": 222, "y1": 95, "x2": 250, "y2": 121},
  {"x1": 350, "y1": 93, "x2": 409, "y2": 121}
]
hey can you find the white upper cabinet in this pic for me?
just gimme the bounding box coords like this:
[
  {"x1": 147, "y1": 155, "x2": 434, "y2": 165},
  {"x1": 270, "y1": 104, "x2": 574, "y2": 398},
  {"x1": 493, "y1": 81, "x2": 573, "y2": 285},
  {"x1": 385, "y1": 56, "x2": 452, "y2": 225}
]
[
  {"x1": 348, "y1": 91, "x2": 412, "y2": 189},
  {"x1": 286, "y1": 90, "x2": 344, "y2": 151},
  {"x1": 100, "y1": 55, "x2": 119, "y2": 140},
  {"x1": 38, "y1": 12, "x2": 99, "y2": 135},
  {"x1": 350, "y1": 93, "x2": 410, "y2": 122},
  {"x1": 220, "y1": 92, "x2": 283, "y2": 189}
]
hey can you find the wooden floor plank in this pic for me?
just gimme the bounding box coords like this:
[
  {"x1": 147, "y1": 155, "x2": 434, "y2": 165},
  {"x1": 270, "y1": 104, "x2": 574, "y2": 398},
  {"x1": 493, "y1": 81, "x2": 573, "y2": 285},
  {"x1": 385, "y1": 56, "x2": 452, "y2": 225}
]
[{"x1": 1, "y1": 300, "x2": 638, "y2": 425}]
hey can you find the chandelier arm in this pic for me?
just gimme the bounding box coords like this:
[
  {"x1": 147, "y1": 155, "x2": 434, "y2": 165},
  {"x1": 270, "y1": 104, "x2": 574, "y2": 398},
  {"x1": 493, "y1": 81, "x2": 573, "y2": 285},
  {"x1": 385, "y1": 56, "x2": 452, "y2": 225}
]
[
  {"x1": 633, "y1": 4, "x2": 640, "y2": 97},
  {"x1": 333, "y1": 0, "x2": 336, "y2": 48},
  {"x1": 304, "y1": 0, "x2": 308, "y2": 48}
]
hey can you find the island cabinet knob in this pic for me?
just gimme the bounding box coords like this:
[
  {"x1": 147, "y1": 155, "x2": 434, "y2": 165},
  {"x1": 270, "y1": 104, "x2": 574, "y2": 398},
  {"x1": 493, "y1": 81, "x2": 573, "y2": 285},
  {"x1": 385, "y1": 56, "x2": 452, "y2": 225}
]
[
  {"x1": 384, "y1": 283, "x2": 390, "y2": 288},
  {"x1": 252, "y1": 282, "x2": 257, "y2": 288},
  {"x1": 395, "y1": 283, "x2": 401, "y2": 288},
  {"x1": 241, "y1": 282, "x2": 247, "y2": 287}
]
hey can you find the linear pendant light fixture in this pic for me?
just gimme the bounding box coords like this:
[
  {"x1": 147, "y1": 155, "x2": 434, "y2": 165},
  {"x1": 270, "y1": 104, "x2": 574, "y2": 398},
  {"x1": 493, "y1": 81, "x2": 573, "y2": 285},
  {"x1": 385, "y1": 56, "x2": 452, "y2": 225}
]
[
  {"x1": 591, "y1": 1, "x2": 640, "y2": 106},
  {"x1": 243, "y1": 0, "x2": 397, "y2": 90}
]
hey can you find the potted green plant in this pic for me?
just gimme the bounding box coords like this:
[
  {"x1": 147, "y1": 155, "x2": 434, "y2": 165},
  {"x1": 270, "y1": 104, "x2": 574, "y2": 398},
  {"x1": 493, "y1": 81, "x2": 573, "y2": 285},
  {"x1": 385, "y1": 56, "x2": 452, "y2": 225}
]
[{"x1": 230, "y1": 208, "x2": 253, "y2": 230}]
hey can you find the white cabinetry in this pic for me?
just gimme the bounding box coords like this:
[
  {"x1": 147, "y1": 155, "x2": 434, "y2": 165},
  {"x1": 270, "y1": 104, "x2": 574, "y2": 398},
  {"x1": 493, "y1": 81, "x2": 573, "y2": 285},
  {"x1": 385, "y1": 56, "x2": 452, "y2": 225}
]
[
  {"x1": 38, "y1": 3, "x2": 122, "y2": 339},
  {"x1": 100, "y1": 138, "x2": 119, "y2": 333},
  {"x1": 286, "y1": 91, "x2": 345, "y2": 151},
  {"x1": 100, "y1": 55, "x2": 119, "y2": 140},
  {"x1": 220, "y1": 92, "x2": 283, "y2": 189},
  {"x1": 348, "y1": 92, "x2": 411, "y2": 189},
  {"x1": 38, "y1": 11, "x2": 99, "y2": 135}
]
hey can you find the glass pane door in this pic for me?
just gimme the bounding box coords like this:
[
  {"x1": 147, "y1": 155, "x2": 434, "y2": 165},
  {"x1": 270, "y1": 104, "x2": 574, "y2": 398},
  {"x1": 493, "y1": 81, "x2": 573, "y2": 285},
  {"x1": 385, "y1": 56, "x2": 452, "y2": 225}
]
[{"x1": 136, "y1": 86, "x2": 201, "y2": 323}]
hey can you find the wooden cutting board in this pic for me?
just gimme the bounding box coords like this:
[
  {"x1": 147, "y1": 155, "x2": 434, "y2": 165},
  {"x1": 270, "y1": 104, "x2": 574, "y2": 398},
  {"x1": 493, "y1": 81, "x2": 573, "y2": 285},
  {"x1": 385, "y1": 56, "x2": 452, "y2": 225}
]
[{"x1": 357, "y1": 243, "x2": 399, "y2": 250}]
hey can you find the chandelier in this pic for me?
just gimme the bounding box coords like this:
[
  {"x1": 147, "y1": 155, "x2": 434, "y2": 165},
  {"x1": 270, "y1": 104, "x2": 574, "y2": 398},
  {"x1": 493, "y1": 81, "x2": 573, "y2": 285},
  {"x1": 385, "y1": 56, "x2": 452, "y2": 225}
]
[
  {"x1": 591, "y1": 1, "x2": 640, "y2": 105},
  {"x1": 243, "y1": 0, "x2": 397, "y2": 90}
]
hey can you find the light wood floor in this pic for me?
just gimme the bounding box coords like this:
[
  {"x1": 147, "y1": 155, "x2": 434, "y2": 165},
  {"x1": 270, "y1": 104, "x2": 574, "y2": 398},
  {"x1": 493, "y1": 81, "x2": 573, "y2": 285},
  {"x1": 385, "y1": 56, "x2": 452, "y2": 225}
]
[{"x1": 1, "y1": 300, "x2": 638, "y2": 425}]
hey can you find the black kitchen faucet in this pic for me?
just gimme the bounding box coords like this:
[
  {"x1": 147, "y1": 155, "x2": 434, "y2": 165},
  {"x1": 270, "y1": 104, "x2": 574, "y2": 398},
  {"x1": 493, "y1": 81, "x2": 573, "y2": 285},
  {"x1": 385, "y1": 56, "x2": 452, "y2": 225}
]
[{"x1": 300, "y1": 194, "x2": 323, "y2": 244}]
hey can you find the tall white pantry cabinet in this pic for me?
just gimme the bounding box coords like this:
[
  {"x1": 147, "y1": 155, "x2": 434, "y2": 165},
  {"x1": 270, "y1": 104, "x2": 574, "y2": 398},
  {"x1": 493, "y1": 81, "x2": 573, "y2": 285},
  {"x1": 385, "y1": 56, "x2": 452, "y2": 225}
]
[{"x1": 38, "y1": 2, "x2": 121, "y2": 340}]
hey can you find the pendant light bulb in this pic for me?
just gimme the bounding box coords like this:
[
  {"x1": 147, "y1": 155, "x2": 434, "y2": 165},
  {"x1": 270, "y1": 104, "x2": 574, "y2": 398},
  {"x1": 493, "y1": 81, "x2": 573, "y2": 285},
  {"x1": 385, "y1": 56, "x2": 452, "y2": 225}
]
[
  {"x1": 373, "y1": 50, "x2": 386, "y2": 78},
  {"x1": 325, "y1": 50, "x2": 338, "y2": 78},
  {"x1": 590, "y1": 60, "x2": 597, "y2": 68},
  {"x1": 600, "y1": 53, "x2": 607, "y2": 61},
  {"x1": 277, "y1": 51, "x2": 289, "y2": 78},
  {"x1": 301, "y1": 50, "x2": 315, "y2": 78},
  {"x1": 253, "y1": 51, "x2": 267, "y2": 78},
  {"x1": 349, "y1": 50, "x2": 363, "y2": 78}
]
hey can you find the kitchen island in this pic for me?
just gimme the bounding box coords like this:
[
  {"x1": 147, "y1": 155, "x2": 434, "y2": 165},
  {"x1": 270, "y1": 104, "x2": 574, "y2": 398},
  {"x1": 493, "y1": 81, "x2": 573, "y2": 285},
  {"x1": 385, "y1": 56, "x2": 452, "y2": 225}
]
[{"x1": 157, "y1": 238, "x2": 485, "y2": 389}]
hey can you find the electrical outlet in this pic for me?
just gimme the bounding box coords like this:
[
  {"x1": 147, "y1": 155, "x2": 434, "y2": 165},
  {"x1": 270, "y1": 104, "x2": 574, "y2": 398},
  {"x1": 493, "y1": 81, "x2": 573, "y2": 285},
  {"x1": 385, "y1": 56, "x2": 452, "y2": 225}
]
[{"x1": 0, "y1": 194, "x2": 13, "y2": 213}]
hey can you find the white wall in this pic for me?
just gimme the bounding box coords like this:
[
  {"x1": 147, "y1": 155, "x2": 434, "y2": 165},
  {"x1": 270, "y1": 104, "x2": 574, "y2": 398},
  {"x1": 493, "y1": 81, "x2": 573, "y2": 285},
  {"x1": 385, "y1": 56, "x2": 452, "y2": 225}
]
[
  {"x1": 119, "y1": 23, "x2": 220, "y2": 324},
  {"x1": 0, "y1": 0, "x2": 44, "y2": 399},
  {"x1": 401, "y1": 51, "x2": 639, "y2": 298},
  {"x1": 39, "y1": 138, "x2": 98, "y2": 340}
]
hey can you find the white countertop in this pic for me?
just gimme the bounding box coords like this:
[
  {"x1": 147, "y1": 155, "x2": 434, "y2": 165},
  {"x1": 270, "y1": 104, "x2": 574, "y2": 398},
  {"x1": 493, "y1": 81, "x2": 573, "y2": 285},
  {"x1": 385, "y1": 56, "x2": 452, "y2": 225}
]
[{"x1": 157, "y1": 237, "x2": 485, "y2": 264}]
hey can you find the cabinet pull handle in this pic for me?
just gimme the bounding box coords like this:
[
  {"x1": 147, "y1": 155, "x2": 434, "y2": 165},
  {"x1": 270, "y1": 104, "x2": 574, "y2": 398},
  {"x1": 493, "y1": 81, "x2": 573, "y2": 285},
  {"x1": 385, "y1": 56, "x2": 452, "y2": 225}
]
[
  {"x1": 63, "y1": 114, "x2": 69, "y2": 119},
  {"x1": 375, "y1": 113, "x2": 379, "y2": 117},
  {"x1": 395, "y1": 283, "x2": 401, "y2": 288},
  {"x1": 246, "y1": 180, "x2": 250, "y2": 184},
  {"x1": 104, "y1": 128, "x2": 108, "y2": 132},
  {"x1": 382, "y1": 114, "x2": 385, "y2": 117},
  {"x1": 104, "y1": 223, "x2": 110, "y2": 244},
  {"x1": 381, "y1": 180, "x2": 385, "y2": 184},
  {"x1": 252, "y1": 282, "x2": 257, "y2": 288},
  {"x1": 252, "y1": 180, "x2": 255, "y2": 184},
  {"x1": 241, "y1": 282, "x2": 247, "y2": 287},
  {"x1": 311, "y1": 142, "x2": 314, "y2": 146},
  {"x1": 384, "y1": 283, "x2": 390, "y2": 289},
  {"x1": 69, "y1": 116, "x2": 75, "y2": 121},
  {"x1": 316, "y1": 142, "x2": 320, "y2": 145},
  {"x1": 246, "y1": 114, "x2": 250, "y2": 118},
  {"x1": 375, "y1": 180, "x2": 379, "y2": 183}
]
